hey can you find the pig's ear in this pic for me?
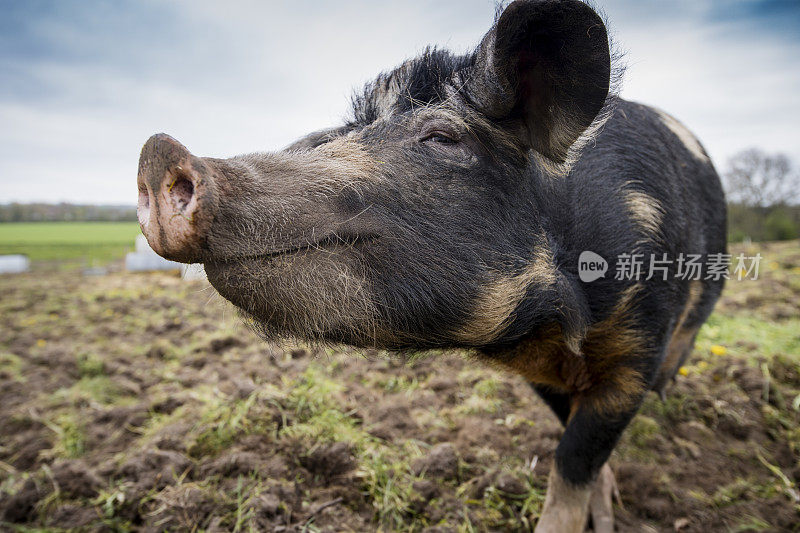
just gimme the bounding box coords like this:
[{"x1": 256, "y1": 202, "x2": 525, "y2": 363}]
[{"x1": 471, "y1": 0, "x2": 611, "y2": 163}]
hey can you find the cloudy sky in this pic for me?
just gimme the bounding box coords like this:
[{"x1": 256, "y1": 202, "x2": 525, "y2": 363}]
[{"x1": 1, "y1": 0, "x2": 799, "y2": 204}]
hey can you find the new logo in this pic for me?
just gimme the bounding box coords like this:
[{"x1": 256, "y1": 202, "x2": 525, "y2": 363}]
[{"x1": 578, "y1": 251, "x2": 608, "y2": 283}]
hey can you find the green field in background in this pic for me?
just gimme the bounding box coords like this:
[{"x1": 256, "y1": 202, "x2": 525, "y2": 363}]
[{"x1": 0, "y1": 222, "x2": 142, "y2": 265}]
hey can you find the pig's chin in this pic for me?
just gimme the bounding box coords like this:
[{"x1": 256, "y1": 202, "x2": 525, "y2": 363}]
[{"x1": 203, "y1": 252, "x2": 387, "y2": 347}]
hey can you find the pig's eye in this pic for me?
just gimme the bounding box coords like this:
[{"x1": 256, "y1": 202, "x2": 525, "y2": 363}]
[{"x1": 420, "y1": 131, "x2": 458, "y2": 145}]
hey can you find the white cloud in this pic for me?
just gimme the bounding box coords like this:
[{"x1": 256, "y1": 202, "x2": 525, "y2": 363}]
[{"x1": 603, "y1": 0, "x2": 800, "y2": 168}]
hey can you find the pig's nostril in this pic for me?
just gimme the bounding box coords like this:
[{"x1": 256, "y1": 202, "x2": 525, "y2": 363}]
[
  {"x1": 169, "y1": 175, "x2": 195, "y2": 212},
  {"x1": 137, "y1": 188, "x2": 151, "y2": 226}
]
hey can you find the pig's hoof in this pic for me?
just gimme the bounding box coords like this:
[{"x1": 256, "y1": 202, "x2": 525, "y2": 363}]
[{"x1": 587, "y1": 464, "x2": 619, "y2": 533}]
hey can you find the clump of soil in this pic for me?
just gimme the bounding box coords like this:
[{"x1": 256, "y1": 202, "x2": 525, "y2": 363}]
[{"x1": 412, "y1": 443, "x2": 460, "y2": 480}]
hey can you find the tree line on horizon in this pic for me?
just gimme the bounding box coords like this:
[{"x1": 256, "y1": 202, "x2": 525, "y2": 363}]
[
  {"x1": 0, "y1": 203, "x2": 137, "y2": 223},
  {"x1": 724, "y1": 148, "x2": 800, "y2": 242}
]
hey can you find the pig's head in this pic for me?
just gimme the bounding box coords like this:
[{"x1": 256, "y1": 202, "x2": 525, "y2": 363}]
[{"x1": 137, "y1": 0, "x2": 612, "y2": 350}]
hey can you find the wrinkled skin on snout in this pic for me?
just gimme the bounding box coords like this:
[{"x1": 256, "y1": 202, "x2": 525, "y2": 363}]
[{"x1": 138, "y1": 0, "x2": 608, "y2": 351}]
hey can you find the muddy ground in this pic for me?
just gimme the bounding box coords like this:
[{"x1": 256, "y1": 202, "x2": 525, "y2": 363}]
[{"x1": 1, "y1": 241, "x2": 799, "y2": 532}]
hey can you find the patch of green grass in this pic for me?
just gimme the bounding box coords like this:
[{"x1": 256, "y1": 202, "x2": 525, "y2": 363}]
[
  {"x1": 0, "y1": 222, "x2": 141, "y2": 265},
  {"x1": 453, "y1": 377, "x2": 504, "y2": 415},
  {"x1": 55, "y1": 376, "x2": 125, "y2": 406},
  {"x1": 188, "y1": 389, "x2": 273, "y2": 458},
  {"x1": 452, "y1": 393, "x2": 501, "y2": 417},
  {"x1": 49, "y1": 413, "x2": 87, "y2": 459},
  {"x1": 0, "y1": 471, "x2": 21, "y2": 498},
  {"x1": 272, "y1": 366, "x2": 432, "y2": 528},
  {"x1": 374, "y1": 374, "x2": 421, "y2": 394},
  {"x1": 618, "y1": 414, "x2": 665, "y2": 462},
  {"x1": 689, "y1": 477, "x2": 780, "y2": 510},
  {"x1": 762, "y1": 403, "x2": 800, "y2": 449},
  {"x1": 0, "y1": 351, "x2": 25, "y2": 382},
  {"x1": 467, "y1": 476, "x2": 546, "y2": 531},
  {"x1": 696, "y1": 313, "x2": 800, "y2": 360},
  {"x1": 473, "y1": 377, "x2": 500, "y2": 397},
  {"x1": 3, "y1": 523, "x2": 73, "y2": 532},
  {"x1": 692, "y1": 306, "x2": 800, "y2": 461},
  {"x1": 231, "y1": 476, "x2": 260, "y2": 533},
  {"x1": 0, "y1": 222, "x2": 141, "y2": 246},
  {"x1": 641, "y1": 390, "x2": 700, "y2": 423},
  {"x1": 730, "y1": 515, "x2": 774, "y2": 533},
  {"x1": 179, "y1": 364, "x2": 433, "y2": 529},
  {"x1": 76, "y1": 351, "x2": 105, "y2": 378},
  {"x1": 94, "y1": 485, "x2": 128, "y2": 521},
  {"x1": 626, "y1": 415, "x2": 660, "y2": 448},
  {"x1": 278, "y1": 366, "x2": 376, "y2": 449},
  {"x1": 358, "y1": 443, "x2": 425, "y2": 529}
]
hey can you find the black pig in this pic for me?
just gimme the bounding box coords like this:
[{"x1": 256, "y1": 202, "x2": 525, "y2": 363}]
[{"x1": 136, "y1": 1, "x2": 726, "y2": 530}]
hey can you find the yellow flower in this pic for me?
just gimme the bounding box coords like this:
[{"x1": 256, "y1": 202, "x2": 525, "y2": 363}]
[
  {"x1": 697, "y1": 361, "x2": 709, "y2": 371},
  {"x1": 36, "y1": 339, "x2": 46, "y2": 347},
  {"x1": 710, "y1": 345, "x2": 727, "y2": 356},
  {"x1": 678, "y1": 367, "x2": 689, "y2": 376}
]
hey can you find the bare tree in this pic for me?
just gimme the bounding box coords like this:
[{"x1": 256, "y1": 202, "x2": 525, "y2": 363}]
[{"x1": 724, "y1": 148, "x2": 800, "y2": 207}]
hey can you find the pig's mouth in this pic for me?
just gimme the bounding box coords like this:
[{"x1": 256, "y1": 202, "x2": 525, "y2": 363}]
[
  {"x1": 202, "y1": 228, "x2": 385, "y2": 346},
  {"x1": 219, "y1": 232, "x2": 378, "y2": 263}
]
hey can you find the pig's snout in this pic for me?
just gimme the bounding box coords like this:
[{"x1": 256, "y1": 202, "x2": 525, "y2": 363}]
[{"x1": 137, "y1": 134, "x2": 217, "y2": 263}]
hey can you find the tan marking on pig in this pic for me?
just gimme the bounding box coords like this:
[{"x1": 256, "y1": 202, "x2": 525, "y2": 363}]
[
  {"x1": 658, "y1": 325, "x2": 698, "y2": 382},
  {"x1": 529, "y1": 97, "x2": 617, "y2": 178},
  {"x1": 623, "y1": 189, "x2": 664, "y2": 243},
  {"x1": 497, "y1": 283, "x2": 649, "y2": 415},
  {"x1": 654, "y1": 280, "x2": 704, "y2": 390},
  {"x1": 577, "y1": 366, "x2": 647, "y2": 416},
  {"x1": 456, "y1": 243, "x2": 558, "y2": 345},
  {"x1": 577, "y1": 284, "x2": 648, "y2": 414},
  {"x1": 492, "y1": 323, "x2": 569, "y2": 390},
  {"x1": 535, "y1": 464, "x2": 593, "y2": 533},
  {"x1": 656, "y1": 109, "x2": 710, "y2": 162}
]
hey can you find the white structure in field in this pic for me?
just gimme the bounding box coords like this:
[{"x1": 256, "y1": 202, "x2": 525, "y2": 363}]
[
  {"x1": 180, "y1": 263, "x2": 207, "y2": 281},
  {"x1": 134, "y1": 234, "x2": 152, "y2": 254},
  {"x1": 0, "y1": 255, "x2": 30, "y2": 274},
  {"x1": 126, "y1": 235, "x2": 207, "y2": 281},
  {"x1": 125, "y1": 235, "x2": 181, "y2": 272}
]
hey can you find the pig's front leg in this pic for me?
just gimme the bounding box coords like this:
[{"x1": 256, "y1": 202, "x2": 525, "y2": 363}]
[
  {"x1": 535, "y1": 462, "x2": 617, "y2": 533},
  {"x1": 589, "y1": 463, "x2": 619, "y2": 533},
  {"x1": 535, "y1": 464, "x2": 593, "y2": 532},
  {"x1": 534, "y1": 392, "x2": 642, "y2": 533}
]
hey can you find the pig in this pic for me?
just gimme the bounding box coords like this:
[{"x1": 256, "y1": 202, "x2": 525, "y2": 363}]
[{"x1": 136, "y1": 1, "x2": 726, "y2": 531}]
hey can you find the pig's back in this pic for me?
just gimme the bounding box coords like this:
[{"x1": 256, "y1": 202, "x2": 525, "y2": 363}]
[{"x1": 560, "y1": 98, "x2": 726, "y2": 328}]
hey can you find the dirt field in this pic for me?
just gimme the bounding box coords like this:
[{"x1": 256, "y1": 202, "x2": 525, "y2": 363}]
[{"x1": 1, "y1": 241, "x2": 799, "y2": 532}]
